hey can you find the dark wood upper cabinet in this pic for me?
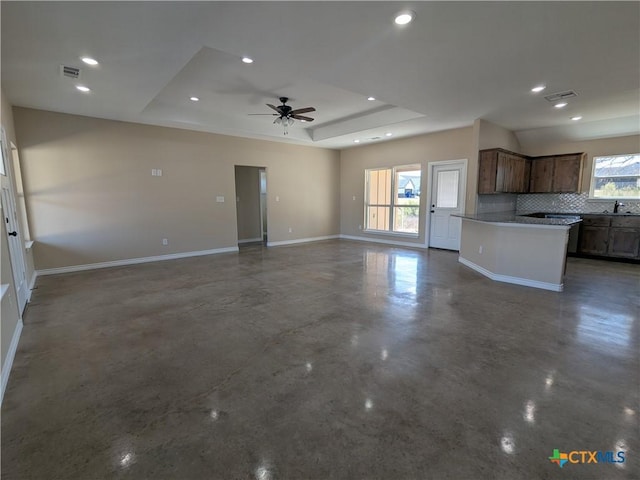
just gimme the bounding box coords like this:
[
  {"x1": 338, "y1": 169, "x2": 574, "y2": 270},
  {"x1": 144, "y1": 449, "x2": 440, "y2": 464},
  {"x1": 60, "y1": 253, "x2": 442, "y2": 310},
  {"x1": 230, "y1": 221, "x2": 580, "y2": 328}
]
[
  {"x1": 552, "y1": 154, "x2": 584, "y2": 192},
  {"x1": 478, "y1": 149, "x2": 530, "y2": 194},
  {"x1": 528, "y1": 153, "x2": 585, "y2": 193},
  {"x1": 479, "y1": 149, "x2": 585, "y2": 194},
  {"x1": 529, "y1": 157, "x2": 554, "y2": 193}
]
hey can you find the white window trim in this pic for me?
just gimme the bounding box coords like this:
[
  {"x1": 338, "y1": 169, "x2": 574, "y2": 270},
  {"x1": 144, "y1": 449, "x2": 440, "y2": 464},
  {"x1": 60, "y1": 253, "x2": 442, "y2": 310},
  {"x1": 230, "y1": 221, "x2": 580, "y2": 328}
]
[
  {"x1": 364, "y1": 165, "x2": 421, "y2": 237},
  {"x1": 588, "y1": 153, "x2": 640, "y2": 200}
]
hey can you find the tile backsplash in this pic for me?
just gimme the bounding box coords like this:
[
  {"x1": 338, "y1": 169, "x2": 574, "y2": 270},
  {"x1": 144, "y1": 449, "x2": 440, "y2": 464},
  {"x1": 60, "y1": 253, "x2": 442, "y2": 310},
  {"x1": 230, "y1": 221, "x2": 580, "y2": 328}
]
[
  {"x1": 477, "y1": 194, "x2": 518, "y2": 214},
  {"x1": 517, "y1": 193, "x2": 640, "y2": 214}
]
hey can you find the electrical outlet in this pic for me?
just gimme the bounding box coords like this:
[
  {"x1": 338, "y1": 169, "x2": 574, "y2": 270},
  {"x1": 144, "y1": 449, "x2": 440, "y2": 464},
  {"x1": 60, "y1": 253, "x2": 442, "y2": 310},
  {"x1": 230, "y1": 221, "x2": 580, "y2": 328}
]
[
  {"x1": 358, "y1": 225, "x2": 362, "y2": 230},
  {"x1": 353, "y1": 195, "x2": 356, "y2": 201},
  {"x1": 162, "y1": 238, "x2": 168, "y2": 246},
  {"x1": 216, "y1": 196, "x2": 225, "y2": 203},
  {"x1": 157, "y1": 169, "x2": 162, "y2": 176},
  {"x1": 479, "y1": 245, "x2": 483, "y2": 254},
  {"x1": 276, "y1": 196, "x2": 280, "y2": 202},
  {"x1": 288, "y1": 227, "x2": 292, "y2": 233}
]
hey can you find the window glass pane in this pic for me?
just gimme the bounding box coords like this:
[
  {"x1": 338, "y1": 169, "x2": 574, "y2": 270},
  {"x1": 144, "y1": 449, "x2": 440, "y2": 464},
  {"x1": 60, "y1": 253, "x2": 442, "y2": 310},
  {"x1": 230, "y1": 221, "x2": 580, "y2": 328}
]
[
  {"x1": 367, "y1": 206, "x2": 390, "y2": 230},
  {"x1": 393, "y1": 206, "x2": 419, "y2": 234},
  {"x1": 436, "y1": 170, "x2": 459, "y2": 208},
  {"x1": 592, "y1": 154, "x2": 640, "y2": 199},
  {"x1": 368, "y1": 169, "x2": 392, "y2": 205},
  {"x1": 365, "y1": 165, "x2": 421, "y2": 235},
  {"x1": 395, "y1": 168, "x2": 421, "y2": 205}
]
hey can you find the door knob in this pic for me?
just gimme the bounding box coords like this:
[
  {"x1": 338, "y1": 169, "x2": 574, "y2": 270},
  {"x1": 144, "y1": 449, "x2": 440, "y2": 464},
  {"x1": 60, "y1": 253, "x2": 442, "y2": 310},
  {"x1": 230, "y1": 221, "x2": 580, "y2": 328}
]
[{"x1": 8, "y1": 231, "x2": 17, "y2": 236}]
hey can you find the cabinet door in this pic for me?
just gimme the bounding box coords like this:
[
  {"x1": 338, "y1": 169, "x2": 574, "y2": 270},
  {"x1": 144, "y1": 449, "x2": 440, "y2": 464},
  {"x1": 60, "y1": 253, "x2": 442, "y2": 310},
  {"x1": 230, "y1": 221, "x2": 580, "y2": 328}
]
[
  {"x1": 552, "y1": 154, "x2": 583, "y2": 192},
  {"x1": 478, "y1": 150, "x2": 498, "y2": 194},
  {"x1": 520, "y1": 157, "x2": 531, "y2": 193},
  {"x1": 495, "y1": 151, "x2": 509, "y2": 192},
  {"x1": 607, "y1": 228, "x2": 640, "y2": 258},
  {"x1": 578, "y1": 226, "x2": 609, "y2": 255},
  {"x1": 529, "y1": 157, "x2": 554, "y2": 192},
  {"x1": 499, "y1": 154, "x2": 529, "y2": 193}
]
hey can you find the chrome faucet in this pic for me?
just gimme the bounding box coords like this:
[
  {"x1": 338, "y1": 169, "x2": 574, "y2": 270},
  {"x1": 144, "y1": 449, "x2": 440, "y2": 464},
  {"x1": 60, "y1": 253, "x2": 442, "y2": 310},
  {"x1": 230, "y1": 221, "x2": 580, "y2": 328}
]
[{"x1": 613, "y1": 200, "x2": 625, "y2": 213}]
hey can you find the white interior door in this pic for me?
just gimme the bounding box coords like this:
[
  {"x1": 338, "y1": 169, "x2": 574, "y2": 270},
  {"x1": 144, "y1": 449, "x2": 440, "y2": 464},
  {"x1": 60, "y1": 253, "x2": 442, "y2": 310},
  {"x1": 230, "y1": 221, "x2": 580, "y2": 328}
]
[
  {"x1": 429, "y1": 161, "x2": 466, "y2": 250},
  {"x1": 1, "y1": 173, "x2": 28, "y2": 313}
]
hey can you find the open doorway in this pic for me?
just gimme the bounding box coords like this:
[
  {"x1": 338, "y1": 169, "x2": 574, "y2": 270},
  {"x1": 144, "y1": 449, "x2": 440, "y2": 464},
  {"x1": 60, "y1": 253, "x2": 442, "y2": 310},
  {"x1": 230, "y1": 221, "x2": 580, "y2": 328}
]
[{"x1": 234, "y1": 166, "x2": 267, "y2": 245}]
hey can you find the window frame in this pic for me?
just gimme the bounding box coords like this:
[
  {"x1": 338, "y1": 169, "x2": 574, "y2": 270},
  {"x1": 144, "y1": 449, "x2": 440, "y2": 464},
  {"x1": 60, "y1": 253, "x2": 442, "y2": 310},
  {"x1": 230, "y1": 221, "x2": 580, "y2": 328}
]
[
  {"x1": 364, "y1": 164, "x2": 422, "y2": 237},
  {"x1": 588, "y1": 153, "x2": 640, "y2": 201}
]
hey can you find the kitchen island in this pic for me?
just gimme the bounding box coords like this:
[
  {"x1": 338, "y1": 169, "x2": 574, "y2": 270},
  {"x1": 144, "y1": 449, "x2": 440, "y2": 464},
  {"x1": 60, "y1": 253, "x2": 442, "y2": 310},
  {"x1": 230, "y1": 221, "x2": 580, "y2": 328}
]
[{"x1": 454, "y1": 213, "x2": 582, "y2": 292}]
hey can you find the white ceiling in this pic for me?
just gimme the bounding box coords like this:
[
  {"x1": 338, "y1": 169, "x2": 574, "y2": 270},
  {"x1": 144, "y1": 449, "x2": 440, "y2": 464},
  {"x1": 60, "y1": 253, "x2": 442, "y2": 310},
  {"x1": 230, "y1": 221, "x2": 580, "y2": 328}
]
[{"x1": 2, "y1": 2, "x2": 639, "y2": 150}]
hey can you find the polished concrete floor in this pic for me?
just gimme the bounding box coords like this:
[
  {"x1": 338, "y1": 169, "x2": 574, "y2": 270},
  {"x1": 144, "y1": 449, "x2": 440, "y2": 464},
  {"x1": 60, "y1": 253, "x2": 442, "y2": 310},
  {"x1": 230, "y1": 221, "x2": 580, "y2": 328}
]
[{"x1": 2, "y1": 240, "x2": 638, "y2": 479}]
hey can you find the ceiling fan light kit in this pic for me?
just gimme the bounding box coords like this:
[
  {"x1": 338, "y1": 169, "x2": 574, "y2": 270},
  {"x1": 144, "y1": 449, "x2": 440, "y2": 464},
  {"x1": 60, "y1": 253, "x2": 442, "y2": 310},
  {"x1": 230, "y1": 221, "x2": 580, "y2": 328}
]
[{"x1": 250, "y1": 96, "x2": 316, "y2": 135}]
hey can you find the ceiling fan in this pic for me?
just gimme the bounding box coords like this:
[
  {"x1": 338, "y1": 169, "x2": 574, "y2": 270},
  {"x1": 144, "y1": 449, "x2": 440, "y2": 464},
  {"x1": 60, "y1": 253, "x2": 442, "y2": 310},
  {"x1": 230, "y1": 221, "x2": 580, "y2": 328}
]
[{"x1": 250, "y1": 97, "x2": 316, "y2": 134}]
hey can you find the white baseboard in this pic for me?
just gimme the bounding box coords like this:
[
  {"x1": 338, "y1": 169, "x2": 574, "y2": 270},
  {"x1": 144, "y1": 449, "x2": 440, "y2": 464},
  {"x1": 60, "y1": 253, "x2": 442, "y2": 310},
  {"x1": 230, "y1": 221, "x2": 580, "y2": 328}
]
[
  {"x1": 267, "y1": 235, "x2": 339, "y2": 247},
  {"x1": 238, "y1": 237, "x2": 263, "y2": 244},
  {"x1": 458, "y1": 256, "x2": 563, "y2": 292},
  {"x1": 1, "y1": 319, "x2": 23, "y2": 405},
  {"x1": 27, "y1": 270, "x2": 37, "y2": 302},
  {"x1": 339, "y1": 234, "x2": 428, "y2": 249},
  {"x1": 35, "y1": 247, "x2": 239, "y2": 276}
]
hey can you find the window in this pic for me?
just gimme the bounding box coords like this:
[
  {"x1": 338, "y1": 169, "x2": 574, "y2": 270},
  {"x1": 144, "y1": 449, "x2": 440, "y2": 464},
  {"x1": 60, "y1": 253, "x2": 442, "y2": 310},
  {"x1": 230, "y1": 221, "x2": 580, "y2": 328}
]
[
  {"x1": 365, "y1": 165, "x2": 421, "y2": 235},
  {"x1": 590, "y1": 154, "x2": 640, "y2": 199}
]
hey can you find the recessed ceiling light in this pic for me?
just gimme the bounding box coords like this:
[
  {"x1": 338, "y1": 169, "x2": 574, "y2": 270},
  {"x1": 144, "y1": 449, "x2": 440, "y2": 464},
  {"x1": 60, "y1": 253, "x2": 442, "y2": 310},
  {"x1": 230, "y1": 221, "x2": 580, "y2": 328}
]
[
  {"x1": 190, "y1": 96, "x2": 199, "y2": 102},
  {"x1": 531, "y1": 85, "x2": 546, "y2": 93},
  {"x1": 394, "y1": 11, "x2": 415, "y2": 25},
  {"x1": 81, "y1": 57, "x2": 99, "y2": 66},
  {"x1": 242, "y1": 57, "x2": 253, "y2": 64},
  {"x1": 367, "y1": 96, "x2": 376, "y2": 101},
  {"x1": 385, "y1": 132, "x2": 393, "y2": 137},
  {"x1": 354, "y1": 139, "x2": 360, "y2": 143},
  {"x1": 76, "y1": 85, "x2": 90, "y2": 92},
  {"x1": 571, "y1": 116, "x2": 583, "y2": 121},
  {"x1": 554, "y1": 102, "x2": 568, "y2": 109}
]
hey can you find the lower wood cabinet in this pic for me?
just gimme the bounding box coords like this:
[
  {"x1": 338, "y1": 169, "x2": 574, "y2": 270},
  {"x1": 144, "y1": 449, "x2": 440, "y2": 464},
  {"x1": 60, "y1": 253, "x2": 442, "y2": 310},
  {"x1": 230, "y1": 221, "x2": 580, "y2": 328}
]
[
  {"x1": 578, "y1": 215, "x2": 640, "y2": 259},
  {"x1": 608, "y1": 228, "x2": 640, "y2": 258},
  {"x1": 578, "y1": 226, "x2": 609, "y2": 255}
]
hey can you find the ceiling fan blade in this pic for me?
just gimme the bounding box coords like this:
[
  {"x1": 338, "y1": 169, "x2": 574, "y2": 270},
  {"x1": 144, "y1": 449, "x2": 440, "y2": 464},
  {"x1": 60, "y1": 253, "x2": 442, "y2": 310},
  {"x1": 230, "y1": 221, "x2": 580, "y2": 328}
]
[
  {"x1": 266, "y1": 104, "x2": 282, "y2": 113},
  {"x1": 291, "y1": 114, "x2": 314, "y2": 122},
  {"x1": 248, "y1": 113, "x2": 278, "y2": 116},
  {"x1": 289, "y1": 107, "x2": 316, "y2": 115}
]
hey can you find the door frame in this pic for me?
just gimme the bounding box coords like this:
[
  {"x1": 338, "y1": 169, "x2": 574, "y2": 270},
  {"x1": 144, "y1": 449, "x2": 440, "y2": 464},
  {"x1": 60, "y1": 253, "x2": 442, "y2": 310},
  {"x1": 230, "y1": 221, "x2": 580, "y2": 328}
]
[
  {"x1": 1, "y1": 126, "x2": 29, "y2": 313},
  {"x1": 425, "y1": 159, "x2": 467, "y2": 248},
  {"x1": 233, "y1": 165, "x2": 268, "y2": 245}
]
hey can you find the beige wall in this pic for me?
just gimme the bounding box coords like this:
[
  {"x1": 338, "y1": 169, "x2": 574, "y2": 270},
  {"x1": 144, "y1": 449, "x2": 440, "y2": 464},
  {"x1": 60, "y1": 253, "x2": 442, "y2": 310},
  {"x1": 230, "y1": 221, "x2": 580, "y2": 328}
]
[
  {"x1": 477, "y1": 119, "x2": 521, "y2": 152},
  {"x1": 520, "y1": 134, "x2": 640, "y2": 193},
  {"x1": 340, "y1": 127, "x2": 474, "y2": 244},
  {"x1": 13, "y1": 108, "x2": 340, "y2": 270},
  {"x1": 234, "y1": 166, "x2": 262, "y2": 241}
]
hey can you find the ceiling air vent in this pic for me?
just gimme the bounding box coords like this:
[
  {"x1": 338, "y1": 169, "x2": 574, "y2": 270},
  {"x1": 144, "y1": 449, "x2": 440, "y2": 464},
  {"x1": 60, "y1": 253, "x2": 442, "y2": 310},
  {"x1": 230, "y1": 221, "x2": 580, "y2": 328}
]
[
  {"x1": 60, "y1": 65, "x2": 81, "y2": 79},
  {"x1": 544, "y1": 90, "x2": 577, "y2": 103}
]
